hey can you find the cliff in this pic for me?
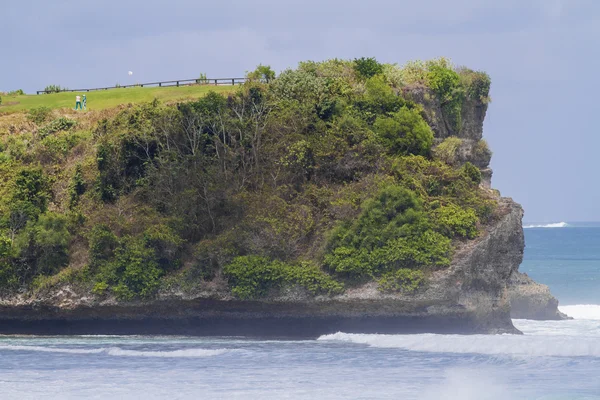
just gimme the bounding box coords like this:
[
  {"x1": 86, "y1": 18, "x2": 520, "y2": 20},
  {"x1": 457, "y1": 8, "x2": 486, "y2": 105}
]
[{"x1": 0, "y1": 58, "x2": 561, "y2": 336}]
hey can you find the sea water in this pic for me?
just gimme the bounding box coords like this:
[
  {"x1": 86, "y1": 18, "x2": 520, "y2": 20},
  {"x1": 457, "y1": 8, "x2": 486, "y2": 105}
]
[{"x1": 1, "y1": 224, "x2": 599, "y2": 399}]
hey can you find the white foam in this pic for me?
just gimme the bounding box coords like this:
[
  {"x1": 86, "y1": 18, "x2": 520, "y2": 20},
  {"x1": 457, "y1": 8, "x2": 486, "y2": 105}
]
[
  {"x1": 523, "y1": 222, "x2": 569, "y2": 228},
  {"x1": 104, "y1": 347, "x2": 229, "y2": 358},
  {"x1": 0, "y1": 345, "x2": 230, "y2": 358},
  {"x1": 318, "y1": 332, "x2": 600, "y2": 357},
  {"x1": 559, "y1": 304, "x2": 600, "y2": 320},
  {"x1": 0, "y1": 345, "x2": 105, "y2": 354}
]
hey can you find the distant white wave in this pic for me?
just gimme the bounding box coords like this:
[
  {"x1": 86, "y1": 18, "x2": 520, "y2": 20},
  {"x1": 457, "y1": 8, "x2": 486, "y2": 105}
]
[
  {"x1": 104, "y1": 347, "x2": 229, "y2": 358},
  {"x1": 318, "y1": 332, "x2": 600, "y2": 357},
  {"x1": 523, "y1": 222, "x2": 569, "y2": 229},
  {"x1": 559, "y1": 304, "x2": 600, "y2": 320},
  {"x1": 0, "y1": 345, "x2": 230, "y2": 358}
]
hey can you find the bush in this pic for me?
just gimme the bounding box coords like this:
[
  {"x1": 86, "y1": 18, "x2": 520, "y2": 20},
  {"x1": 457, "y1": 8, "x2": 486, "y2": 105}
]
[
  {"x1": 143, "y1": 224, "x2": 184, "y2": 270},
  {"x1": 27, "y1": 106, "x2": 52, "y2": 125},
  {"x1": 433, "y1": 203, "x2": 479, "y2": 239},
  {"x1": 434, "y1": 137, "x2": 463, "y2": 165},
  {"x1": 44, "y1": 85, "x2": 64, "y2": 93},
  {"x1": 68, "y1": 164, "x2": 86, "y2": 208},
  {"x1": 461, "y1": 162, "x2": 482, "y2": 184},
  {"x1": 458, "y1": 68, "x2": 491, "y2": 103},
  {"x1": 378, "y1": 269, "x2": 425, "y2": 293},
  {"x1": 0, "y1": 236, "x2": 17, "y2": 290},
  {"x1": 8, "y1": 89, "x2": 24, "y2": 96},
  {"x1": 94, "y1": 236, "x2": 163, "y2": 300},
  {"x1": 373, "y1": 106, "x2": 434, "y2": 156},
  {"x1": 247, "y1": 64, "x2": 276, "y2": 83},
  {"x1": 325, "y1": 185, "x2": 451, "y2": 278},
  {"x1": 271, "y1": 69, "x2": 327, "y2": 104},
  {"x1": 38, "y1": 117, "x2": 76, "y2": 137},
  {"x1": 88, "y1": 225, "x2": 118, "y2": 266},
  {"x1": 223, "y1": 256, "x2": 343, "y2": 299},
  {"x1": 14, "y1": 212, "x2": 71, "y2": 277},
  {"x1": 353, "y1": 57, "x2": 383, "y2": 79}
]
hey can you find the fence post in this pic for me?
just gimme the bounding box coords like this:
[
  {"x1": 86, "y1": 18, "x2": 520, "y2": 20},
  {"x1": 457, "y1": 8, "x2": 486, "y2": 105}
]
[{"x1": 177, "y1": 81, "x2": 179, "y2": 87}]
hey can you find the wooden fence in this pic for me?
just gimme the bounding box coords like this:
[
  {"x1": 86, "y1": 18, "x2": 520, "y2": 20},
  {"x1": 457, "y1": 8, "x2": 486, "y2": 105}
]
[{"x1": 36, "y1": 78, "x2": 248, "y2": 95}]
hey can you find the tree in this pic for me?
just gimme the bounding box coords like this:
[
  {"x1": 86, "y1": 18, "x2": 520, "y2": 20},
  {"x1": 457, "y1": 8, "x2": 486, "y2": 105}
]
[
  {"x1": 373, "y1": 106, "x2": 433, "y2": 156},
  {"x1": 246, "y1": 64, "x2": 276, "y2": 83}
]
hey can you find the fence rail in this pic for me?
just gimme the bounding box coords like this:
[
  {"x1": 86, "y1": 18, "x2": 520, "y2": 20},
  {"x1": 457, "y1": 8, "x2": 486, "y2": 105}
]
[{"x1": 36, "y1": 78, "x2": 248, "y2": 95}]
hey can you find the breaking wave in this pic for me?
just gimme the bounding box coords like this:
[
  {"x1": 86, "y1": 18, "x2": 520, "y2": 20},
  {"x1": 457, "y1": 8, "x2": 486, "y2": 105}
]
[
  {"x1": 559, "y1": 304, "x2": 600, "y2": 320},
  {"x1": 318, "y1": 332, "x2": 600, "y2": 357},
  {"x1": 523, "y1": 222, "x2": 569, "y2": 229},
  {"x1": 0, "y1": 345, "x2": 230, "y2": 358}
]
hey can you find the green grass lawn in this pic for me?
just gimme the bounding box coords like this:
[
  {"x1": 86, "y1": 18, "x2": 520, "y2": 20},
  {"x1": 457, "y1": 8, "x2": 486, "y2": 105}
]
[{"x1": 0, "y1": 85, "x2": 235, "y2": 113}]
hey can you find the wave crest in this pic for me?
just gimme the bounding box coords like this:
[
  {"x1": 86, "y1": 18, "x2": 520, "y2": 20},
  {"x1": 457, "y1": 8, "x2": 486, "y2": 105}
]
[
  {"x1": 318, "y1": 332, "x2": 600, "y2": 357},
  {"x1": 523, "y1": 222, "x2": 569, "y2": 229},
  {"x1": 0, "y1": 345, "x2": 230, "y2": 358}
]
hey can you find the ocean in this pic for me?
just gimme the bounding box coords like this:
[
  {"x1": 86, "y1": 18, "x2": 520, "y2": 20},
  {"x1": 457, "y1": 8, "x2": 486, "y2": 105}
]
[{"x1": 1, "y1": 224, "x2": 599, "y2": 399}]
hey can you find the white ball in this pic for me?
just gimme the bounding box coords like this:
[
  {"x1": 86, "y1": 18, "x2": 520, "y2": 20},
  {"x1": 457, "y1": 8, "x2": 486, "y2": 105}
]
[{"x1": 128, "y1": 71, "x2": 133, "y2": 76}]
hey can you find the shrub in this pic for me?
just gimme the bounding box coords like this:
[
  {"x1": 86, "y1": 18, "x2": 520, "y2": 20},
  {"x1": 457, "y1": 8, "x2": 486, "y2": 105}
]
[
  {"x1": 14, "y1": 212, "x2": 71, "y2": 277},
  {"x1": 8, "y1": 89, "x2": 24, "y2": 96},
  {"x1": 458, "y1": 68, "x2": 491, "y2": 103},
  {"x1": 27, "y1": 106, "x2": 52, "y2": 125},
  {"x1": 373, "y1": 106, "x2": 434, "y2": 156},
  {"x1": 39, "y1": 117, "x2": 76, "y2": 138},
  {"x1": 0, "y1": 96, "x2": 2, "y2": 106},
  {"x1": 88, "y1": 225, "x2": 118, "y2": 266},
  {"x1": 433, "y1": 203, "x2": 479, "y2": 239},
  {"x1": 434, "y1": 137, "x2": 463, "y2": 165},
  {"x1": 44, "y1": 85, "x2": 64, "y2": 93},
  {"x1": 461, "y1": 162, "x2": 482, "y2": 184},
  {"x1": 69, "y1": 164, "x2": 86, "y2": 208},
  {"x1": 325, "y1": 185, "x2": 452, "y2": 278},
  {"x1": 247, "y1": 64, "x2": 276, "y2": 83},
  {"x1": 378, "y1": 269, "x2": 425, "y2": 293},
  {"x1": 473, "y1": 139, "x2": 492, "y2": 166},
  {"x1": 94, "y1": 236, "x2": 163, "y2": 300},
  {"x1": 143, "y1": 224, "x2": 184, "y2": 270},
  {"x1": 271, "y1": 69, "x2": 327, "y2": 104},
  {"x1": 0, "y1": 235, "x2": 17, "y2": 290},
  {"x1": 223, "y1": 256, "x2": 343, "y2": 299},
  {"x1": 353, "y1": 57, "x2": 383, "y2": 79},
  {"x1": 381, "y1": 64, "x2": 404, "y2": 88}
]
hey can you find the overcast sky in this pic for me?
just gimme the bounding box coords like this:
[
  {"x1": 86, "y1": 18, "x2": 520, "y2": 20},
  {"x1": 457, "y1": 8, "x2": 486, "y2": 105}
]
[{"x1": 2, "y1": 0, "x2": 598, "y2": 222}]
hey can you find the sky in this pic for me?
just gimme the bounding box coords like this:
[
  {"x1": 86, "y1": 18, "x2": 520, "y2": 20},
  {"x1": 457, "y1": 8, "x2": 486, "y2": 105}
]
[{"x1": 1, "y1": 0, "x2": 599, "y2": 222}]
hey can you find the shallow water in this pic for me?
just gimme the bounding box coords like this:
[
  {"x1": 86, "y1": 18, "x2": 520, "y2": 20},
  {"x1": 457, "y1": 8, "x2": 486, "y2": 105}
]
[{"x1": 0, "y1": 225, "x2": 598, "y2": 399}]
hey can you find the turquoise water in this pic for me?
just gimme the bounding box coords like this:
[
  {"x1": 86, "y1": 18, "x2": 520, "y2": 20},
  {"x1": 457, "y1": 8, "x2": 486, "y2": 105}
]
[
  {"x1": 0, "y1": 225, "x2": 598, "y2": 399},
  {"x1": 522, "y1": 224, "x2": 600, "y2": 305}
]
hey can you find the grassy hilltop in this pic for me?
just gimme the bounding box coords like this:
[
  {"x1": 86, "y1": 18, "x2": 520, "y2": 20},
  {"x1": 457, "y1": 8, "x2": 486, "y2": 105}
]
[
  {"x1": 0, "y1": 57, "x2": 495, "y2": 301},
  {"x1": 0, "y1": 85, "x2": 234, "y2": 113}
]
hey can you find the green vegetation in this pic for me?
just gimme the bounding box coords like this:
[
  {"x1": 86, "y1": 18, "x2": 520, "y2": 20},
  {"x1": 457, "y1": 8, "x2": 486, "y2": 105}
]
[
  {"x1": 0, "y1": 85, "x2": 234, "y2": 113},
  {"x1": 224, "y1": 256, "x2": 343, "y2": 299},
  {"x1": 44, "y1": 85, "x2": 66, "y2": 94},
  {"x1": 434, "y1": 137, "x2": 463, "y2": 165},
  {"x1": 0, "y1": 57, "x2": 495, "y2": 300}
]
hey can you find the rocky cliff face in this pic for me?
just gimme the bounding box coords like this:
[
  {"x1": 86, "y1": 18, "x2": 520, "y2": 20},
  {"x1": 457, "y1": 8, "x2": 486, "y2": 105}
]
[
  {"x1": 508, "y1": 272, "x2": 569, "y2": 320},
  {"x1": 404, "y1": 84, "x2": 565, "y2": 322}
]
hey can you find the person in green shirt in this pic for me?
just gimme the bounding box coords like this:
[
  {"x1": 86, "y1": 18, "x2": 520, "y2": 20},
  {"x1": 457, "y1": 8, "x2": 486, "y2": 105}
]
[{"x1": 82, "y1": 94, "x2": 87, "y2": 110}]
